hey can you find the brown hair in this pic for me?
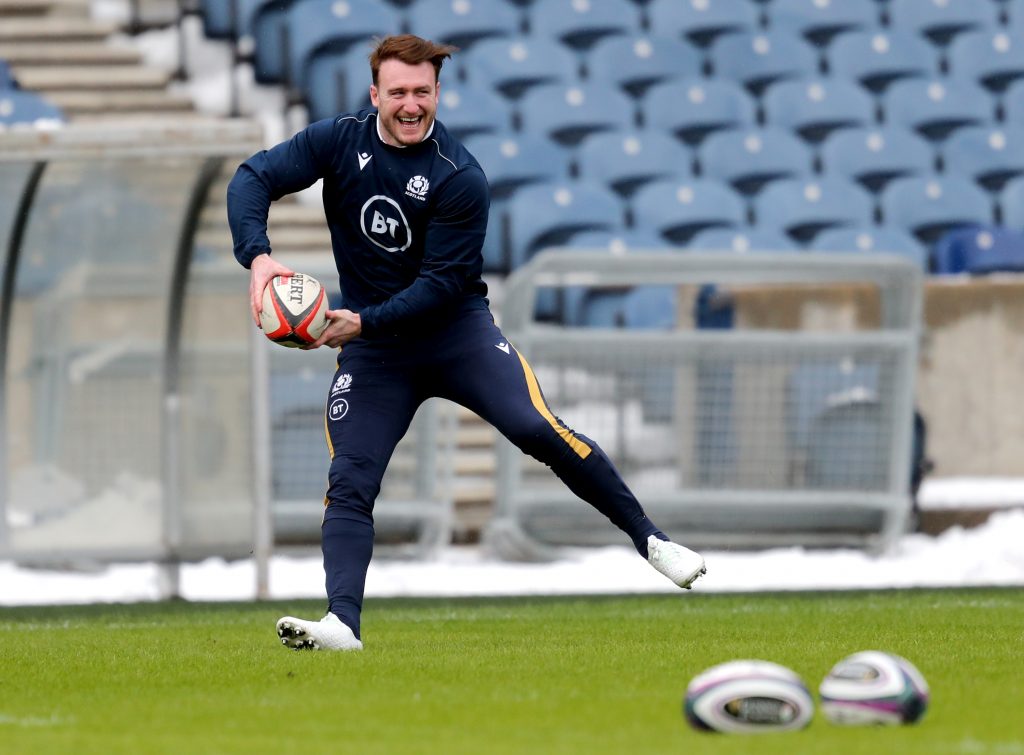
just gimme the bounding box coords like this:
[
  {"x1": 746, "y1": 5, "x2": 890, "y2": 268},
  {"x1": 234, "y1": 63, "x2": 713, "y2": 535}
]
[{"x1": 369, "y1": 34, "x2": 458, "y2": 85}]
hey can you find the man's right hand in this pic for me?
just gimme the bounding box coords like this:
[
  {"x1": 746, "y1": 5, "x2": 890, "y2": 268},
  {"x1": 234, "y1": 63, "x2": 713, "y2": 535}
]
[{"x1": 249, "y1": 253, "x2": 294, "y2": 327}]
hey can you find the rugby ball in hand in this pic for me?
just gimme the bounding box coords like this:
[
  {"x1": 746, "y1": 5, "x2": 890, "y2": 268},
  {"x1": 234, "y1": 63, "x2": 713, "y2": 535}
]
[
  {"x1": 684, "y1": 660, "x2": 814, "y2": 734},
  {"x1": 259, "y1": 273, "x2": 329, "y2": 348},
  {"x1": 819, "y1": 650, "x2": 929, "y2": 726}
]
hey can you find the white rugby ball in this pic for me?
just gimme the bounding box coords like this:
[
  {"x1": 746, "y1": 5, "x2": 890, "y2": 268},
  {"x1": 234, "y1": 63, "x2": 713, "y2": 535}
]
[
  {"x1": 819, "y1": 650, "x2": 929, "y2": 726},
  {"x1": 684, "y1": 660, "x2": 814, "y2": 734},
  {"x1": 259, "y1": 273, "x2": 329, "y2": 348}
]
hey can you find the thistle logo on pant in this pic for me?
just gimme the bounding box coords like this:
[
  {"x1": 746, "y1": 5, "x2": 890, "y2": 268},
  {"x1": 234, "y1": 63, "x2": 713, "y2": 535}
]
[
  {"x1": 328, "y1": 398, "x2": 349, "y2": 422},
  {"x1": 360, "y1": 195, "x2": 411, "y2": 253}
]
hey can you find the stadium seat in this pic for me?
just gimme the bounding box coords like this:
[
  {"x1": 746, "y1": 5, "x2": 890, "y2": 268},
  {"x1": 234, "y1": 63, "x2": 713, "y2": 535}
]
[
  {"x1": 943, "y1": 125, "x2": 1024, "y2": 193},
  {"x1": 0, "y1": 60, "x2": 18, "y2": 89},
  {"x1": 251, "y1": 0, "x2": 300, "y2": 83},
  {"x1": 517, "y1": 82, "x2": 636, "y2": 146},
  {"x1": 285, "y1": 0, "x2": 401, "y2": 90},
  {"x1": 710, "y1": 30, "x2": 821, "y2": 97},
  {"x1": 828, "y1": 29, "x2": 939, "y2": 94},
  {"x1": 645, "y1": 0, "x2": 760, "y2": 48},
  {"x1": 768, "y1": 0, "x2": 880, "y2": 48},
  {"x1": 506, "y1": 181, "x2": 625, "y2": 269},
  {"x1": 699, "y1": 127, "x2": 813, "y2": 196},
  {"x1": 437, "y1": 82, "x2": 515, "y2": 140},
  {"x1": 1007, "y1": 79, "x2": 1024, "y2": 125},
  {"x1": 0, "y1": 90, "x2": 64, "y2": 126},
  {"x1": 933, "y1": 224, "x2": 1024, "y2": 274},
  {"x1": 998, "y1": 175, "x2": 1024, "y2": 229},
  {"x1": 763, "y1": 76, "x2": 876, "y2": 144},
  {"x1": 464, "y1": 36, "x2": 579, "y2": 101},
  {"x1": 407, "y1": 0, "x2": 522, "y2": 51},
  {"x1": 586, "y1": 35, "x2": 702, "y2": 100},
  {"x1": 754, "y1": 177, "x2": 875, "y2": 244},
  {"x1": 814, "y1": 226, "x2": 929, "y2": 269},
  {"x1": 527, "y1": 0, "x2": 641, "y2": 51},
  {"x1": 688, "y1": 226, "x2": 799, "y2": 253},
  {"x1": 880, "y1": 175, "x2": 994, "y2": 248},
  {"x1": 883, "y1": 78, "x2": 993, "y2": 142},
  {"x1": 305, "y1": 44, "x2": 372, "y2": 121},
  {"x1": 631, "y1": 178, "x2": 747, "y2": 244},
  {"x1": 576, "y1": 129, "x2": 693, "y2": 198},
  {"x1": 948, "y1": 30, "x2": 1024, "y2": 94},
  {"x1": 643, "y1": 78, "x2": 757, "y2": 146},
  {"x1": 887, "y1": 0, "x2": 1000, "y2": 48},
  {"x1": 463, "y1": 131, "x2": 571, "y2": 199},
  {"x1": 820, "y1": 126, "x2": 935, "y2": 194}
]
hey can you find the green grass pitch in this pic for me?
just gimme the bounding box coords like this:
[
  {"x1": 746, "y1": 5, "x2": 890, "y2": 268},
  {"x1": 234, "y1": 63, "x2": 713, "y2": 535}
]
[{"x1": 1, "y1": 588, "x2": 1021, "y2": 754}]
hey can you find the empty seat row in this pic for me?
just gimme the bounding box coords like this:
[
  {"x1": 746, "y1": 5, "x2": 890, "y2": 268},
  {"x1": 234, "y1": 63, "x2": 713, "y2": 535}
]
[{"x1": 479, "y1": 174, "x2": 1024, "y2": 274}]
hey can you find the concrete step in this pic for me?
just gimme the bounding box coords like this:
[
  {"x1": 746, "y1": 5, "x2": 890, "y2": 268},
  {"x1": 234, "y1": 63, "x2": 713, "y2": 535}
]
[
  {"x1": 0, "y1": 17, "x2": 118, "y2": 41},
  {"x1": 0, "y1": 41, "x2": 142, "y2": 66},
  {"x1": 13, "y1": 64, "x2": 171, "y2": 91},
  {"x1": 44, "y1": 88, "x2": 193, "y2": 114}
]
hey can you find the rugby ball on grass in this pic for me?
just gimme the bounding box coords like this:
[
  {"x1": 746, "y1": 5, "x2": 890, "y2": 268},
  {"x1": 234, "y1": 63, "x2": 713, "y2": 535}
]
[
  {"x1": 259, "y1": 273, "x2": 329, "y2": 348},
  {"x1": 684, "y1": 660, "x2": 814, "y2": 734},
  {"x1": 819, "y1": 650, "x2": 929, "y2": 725}
]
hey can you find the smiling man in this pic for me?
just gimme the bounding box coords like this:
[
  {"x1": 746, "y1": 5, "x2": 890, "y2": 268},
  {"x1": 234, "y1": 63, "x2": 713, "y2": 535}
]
[{"x1": 227, "y1": 34, "x2": 706, "y2": 652}]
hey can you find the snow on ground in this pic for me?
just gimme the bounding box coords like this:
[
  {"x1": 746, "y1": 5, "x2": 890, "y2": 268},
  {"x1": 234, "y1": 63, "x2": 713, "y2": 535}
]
[{"x1": 2, "y1": 492, "x2": 1022, "y2": 607}]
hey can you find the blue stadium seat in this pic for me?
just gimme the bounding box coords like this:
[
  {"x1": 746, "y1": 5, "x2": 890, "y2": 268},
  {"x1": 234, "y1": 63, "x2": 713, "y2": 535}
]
[
  {"x1": 0, "y1": 90, "x2": 64, "y2": 125},
  {"x1": 768, "y1": 0, "x2": 880, "y2": 48},
  {"x1": 464, "y1": 36, "x2": 578, "y2": 101},
  {"x1": 948, "y1": 30, "x2": 1024, "y2": 93},
  {"x1": 710, "y1": 30, "x2": 821, "y2": 97},
  {"x1": 1006, "y1": 79, "x2": 1024, "y2": 125},
  {"x1": 506, "y1": 181, "x2": 625, "y2": 269},
  {"x1": 463, "y1": 131, "x2": 571, "y2": 199},
  {"x1": 437, "y1": 82, "x2": 515, "y2": 140},
  {"x1": 251, "y1": 0, "x2": 300, "y2": 83},
  {"x1": 999, "y1": 175, "x2": 1024, "y2": 229},
  {"x1": 286, "y1": 0, "x2": 401, "y2": 90},
  {"x1": 820, "y1": 126, "x2": 935, "y2": 193},
  {"x1": 517, "y1": 82, "x2": 636, "y2": 146},
  {"x1": 586, "y1": 34, "x2": 702, "y2": 100},
  {"x1": 576, "y1": 129, "x2": 693, "y2": 197},
  {"x1": 0, "y1": 59, "x2": 18, "y2": 89},
  {"x1": 631, "y1": 178, "x2": 747, "y2": 244},
  {"x1": 699, "y1": 126, "x2": 813, "y2": 196},
  {"x1": 943, "y1": 125, "x2": 1024, "y2": 192},
  {"x1": 643, "y1": 77, "x2": 757, "y2": 146},
  {"x1": 621, "y1": 286, "x2": 678, "y2": 329},
  {"x1": 527, "y1": 0, "x2": 641, "y2": 51},
  {"x1": 828, "y1": 29, "x2": 938, "y2": 94},
  {"x1": 688, "y1": 226, "x2": 799, "y2": 253},
  {"x1": 887, "y1": 0, "x2": 1000, "y2": 48},
  {"x1": 407, "y1": 0, "x2": 522, "y2": 51},
  {"x1": 305, "y1": 44, "x2": 372, "y2": 121},
  {"x1": 814, "y1": 226, "x2": 929, "y2": 269},
  {"x1": 754, "y1": 177, "x2": 875, "y2": 244},
  {"x1": 933, "y1": 224, "x2": 1024, "y2": 273},
  {"x1": 880, "y1": 175, "x2": 994, "y2": 248},
  {"x1": 883, "y1": 77, "x2": 993, "y2": 142},
  {"x1": 763, "y1": 76, "x2": 876, "y2": 143},
  {"x1": 645, "y1": 0, "x2": 760, "y2": 48}
]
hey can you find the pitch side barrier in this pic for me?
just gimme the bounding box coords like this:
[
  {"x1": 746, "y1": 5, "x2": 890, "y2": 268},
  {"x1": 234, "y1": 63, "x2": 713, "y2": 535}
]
[{"x1": 487, "y1": 250, "x2": 923, "y2": 558}]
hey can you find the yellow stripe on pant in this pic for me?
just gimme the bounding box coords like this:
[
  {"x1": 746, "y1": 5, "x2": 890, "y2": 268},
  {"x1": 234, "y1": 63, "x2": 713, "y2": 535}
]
[{"x1": 516, "y1": 350, "x2": 592, "y2": 460}]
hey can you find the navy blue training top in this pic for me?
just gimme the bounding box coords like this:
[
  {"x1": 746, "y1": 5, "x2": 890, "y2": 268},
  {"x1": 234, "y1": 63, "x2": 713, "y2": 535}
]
[{"x1": 226, "y1": 109, "x2": 490, "y2": 338}]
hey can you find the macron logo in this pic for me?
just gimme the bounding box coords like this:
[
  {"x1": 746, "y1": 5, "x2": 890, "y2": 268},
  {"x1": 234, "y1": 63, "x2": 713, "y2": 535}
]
[
  {"x1": 496, "y1": 342, "x2": 510, "y2": 354},
  {"x1": 358, "y1": 152, "x2": 372, "y2": 170}
]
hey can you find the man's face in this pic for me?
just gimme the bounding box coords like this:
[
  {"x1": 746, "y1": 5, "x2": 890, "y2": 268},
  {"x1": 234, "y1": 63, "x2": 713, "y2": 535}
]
[{"x1": 370, "y1": 59, "x2": 439, "y2": 147}]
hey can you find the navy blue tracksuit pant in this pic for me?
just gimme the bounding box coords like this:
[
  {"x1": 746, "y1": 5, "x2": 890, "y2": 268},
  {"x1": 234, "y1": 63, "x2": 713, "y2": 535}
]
[{"x1": 321, "y1": 306, "x2": 664, "y2": 638}]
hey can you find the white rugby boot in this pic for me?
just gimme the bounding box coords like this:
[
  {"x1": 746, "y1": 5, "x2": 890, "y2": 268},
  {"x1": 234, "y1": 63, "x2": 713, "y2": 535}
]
[
  {"x1": 647, "y1": 535, "x2": 706, "y2": 589},
  {"x1": 276, "y1": 612, "x2": 363, "y2": 651}
]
